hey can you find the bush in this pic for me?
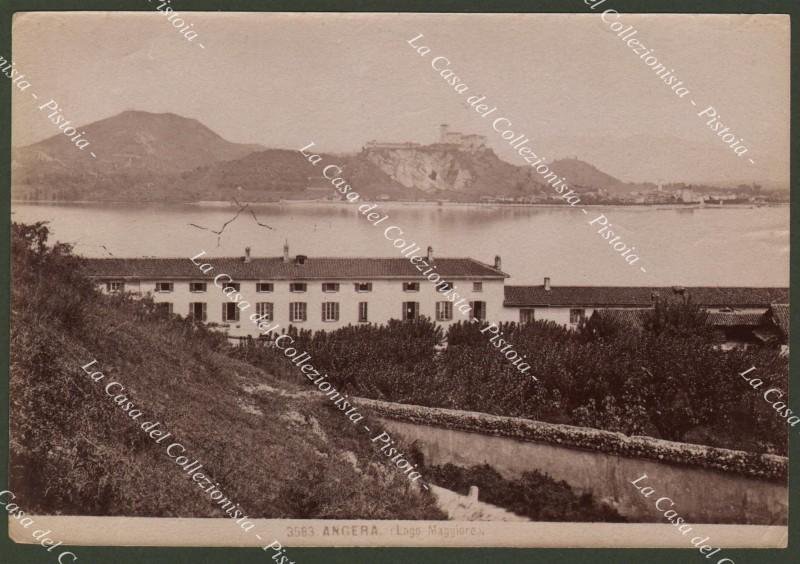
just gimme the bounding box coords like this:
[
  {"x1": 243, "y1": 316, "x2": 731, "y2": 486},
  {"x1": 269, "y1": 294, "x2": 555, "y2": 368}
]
[
  {"x1": 425, "y1": 463, "x2": 626, "y2": 522},
  {"x1": 235, "y1": 310, "x2": 789, "y2": 455}
]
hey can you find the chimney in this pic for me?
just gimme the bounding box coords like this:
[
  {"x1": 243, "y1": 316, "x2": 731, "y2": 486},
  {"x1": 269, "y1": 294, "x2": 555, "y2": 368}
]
[
  {"x1": 282, "y1": 240, "x2": 289, "y2": 263},
  {"x1": 494, "y1": 255, "x2": 502, "y2": 270},
  {"x1": 295, "y1": 254, "x2": 307, "y2": 266},
  {"x1": 427, "y1": 246, "x2": 434, "y2": 262},
  {"x1": 439, "y1": 124, "x2": 449, "y2": 143},
  {"x1": 544, "y1": 277, "x2": 551, "y2": 291},
  {"x1": 244, "y1": 247, "x2": 251, "y2": 263}
]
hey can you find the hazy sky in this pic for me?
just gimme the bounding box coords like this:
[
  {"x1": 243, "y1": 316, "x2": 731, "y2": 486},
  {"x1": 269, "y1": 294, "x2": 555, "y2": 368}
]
[{"x1": 11, "y1": 11, "x2": 790, "y2": 185}]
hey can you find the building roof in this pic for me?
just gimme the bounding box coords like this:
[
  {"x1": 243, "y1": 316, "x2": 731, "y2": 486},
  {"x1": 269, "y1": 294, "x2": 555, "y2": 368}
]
[
  {"x1": 593, "y1": 310, "x2": 770, "y2": 330},
  {"x1": 705, "y1": 312, "x2": 765, "y2": 327},
  {"x1": 504, "y1": 285, "x2": 788, "y2": 308},
  {"x1": 767, "y1": 303, "x2": 790, "y2": 338},
  {"x1": 591, "y1": 309, "x2": 650, "y2": 330},
  {"x1": 82, "y1": 256, "x2": 508, "y2": 281}
]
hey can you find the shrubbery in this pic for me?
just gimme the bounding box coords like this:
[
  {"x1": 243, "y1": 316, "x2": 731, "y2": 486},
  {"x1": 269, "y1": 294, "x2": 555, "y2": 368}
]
[
  {"x1": 234, "y1": 303, "x2": 788, "y2": 455},
  {"x1": 234, "y1": 319, "x2": 443, "y2": 402},
  {"x1": 424, "y1": 463, "x2": 626, "y2": 522}
]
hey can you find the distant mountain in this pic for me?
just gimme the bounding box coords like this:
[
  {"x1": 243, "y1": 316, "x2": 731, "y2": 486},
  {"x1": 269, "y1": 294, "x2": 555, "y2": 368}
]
[
  {"x1": 12, "y1": 111, "x2": 263, "y2": 201},
  {"x1": 548, "y1": 158, "x2": 631, "y2": 194},
  {"x1": 172, "y1": 148, "x2": 427, "y2": 202},
  {"x1": 11, "y1": 110, "x2": 647, "y2": 203},
  {"x1": 545, "y1": 133, "x2": 788, "y2": 188},
  {"x1": 177, "y1": 145, "x2": 633, "y2": 203},
  {"x1": 17, "y1": 110, "x2": 263, "y2": 173}
]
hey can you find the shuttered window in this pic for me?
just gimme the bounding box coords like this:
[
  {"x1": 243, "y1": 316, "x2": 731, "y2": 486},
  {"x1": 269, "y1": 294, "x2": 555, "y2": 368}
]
[
  {"x1": 322, "y1": 302, "x2": 340, "y2": 322},
  {"x1": 436, "y1": 301, "x2": 453, "y2": 321},
  {"x1": 190, "y1": 302, "x2": 207, "y2": 321},
  {"x1": 256, "y1": 302, "x2": 274, "y2": 321},
  {"x1": 402, "y1": 302, "x2": 420, "y2": 320},
  {"x1": 222, "y1": 302, "x2": 239, "y2": 322},
  {"x1": 290, "y1": 302, "x2": 307, "y2": 322}
]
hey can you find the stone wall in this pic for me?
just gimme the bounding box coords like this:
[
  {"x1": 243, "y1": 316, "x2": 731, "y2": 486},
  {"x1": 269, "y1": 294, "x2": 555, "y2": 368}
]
[{"x1": 354, "y1": 398, "x2": 788, "y2": 525}]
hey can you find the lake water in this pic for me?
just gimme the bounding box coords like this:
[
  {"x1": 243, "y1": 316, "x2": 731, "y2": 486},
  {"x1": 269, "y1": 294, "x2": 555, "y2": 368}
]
[{"x1": 11, "y1": 202, "x2": 790, "y2": 286}]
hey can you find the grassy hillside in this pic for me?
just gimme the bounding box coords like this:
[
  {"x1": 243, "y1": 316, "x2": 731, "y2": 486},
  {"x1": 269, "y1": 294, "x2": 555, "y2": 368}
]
[{"x1": 10, "y1": 222, "x2": 443, "y2": 519}]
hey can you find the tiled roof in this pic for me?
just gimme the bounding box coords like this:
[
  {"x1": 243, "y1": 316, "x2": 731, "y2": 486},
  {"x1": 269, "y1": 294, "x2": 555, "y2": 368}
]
[
  {"x1": 82, "y1": 256, "x2": 508, "y2": 281},
  {"x1": 504, "y1": 286, "x2": 788, "y2": 308},
  {"x1": 591, "y1": 308, "x2": 650, "y2": 329},
  {"x1": 705, "y1": 312, "x2": 765, "y2": 327},
  {"x1": 768, "y1": 303, "x2": 790, "y2": 337},
  {"x1": 593, "y1": 309, "x2": 769, "y2": 329}
]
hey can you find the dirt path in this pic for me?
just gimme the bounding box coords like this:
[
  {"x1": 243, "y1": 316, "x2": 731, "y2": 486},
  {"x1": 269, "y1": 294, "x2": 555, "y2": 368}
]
[{"x1": 429, "y1": 485, "x2": 528, "y2": 521}]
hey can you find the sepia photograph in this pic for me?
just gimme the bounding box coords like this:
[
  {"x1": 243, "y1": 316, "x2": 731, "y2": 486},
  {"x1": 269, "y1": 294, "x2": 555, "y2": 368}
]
[{"x1": 3, "y1": 5, "x2": 793, "y2": 560}]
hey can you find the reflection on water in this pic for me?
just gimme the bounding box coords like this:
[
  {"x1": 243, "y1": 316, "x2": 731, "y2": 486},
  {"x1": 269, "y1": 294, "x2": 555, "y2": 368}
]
[{"x1": 11, "y1": 202, "x2": 790, "y2": 286}]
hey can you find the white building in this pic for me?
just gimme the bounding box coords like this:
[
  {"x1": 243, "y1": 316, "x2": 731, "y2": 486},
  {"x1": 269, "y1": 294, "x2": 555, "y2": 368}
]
[
  {"x1": 86, "y1": 251, "x2": 788, "y2": 338},
  {"x1": 501, "y1": 279, "x2": 788, "y2": 329},
  {"x1": 86, "y1": 245, "x2": 508, "y2": 336}
]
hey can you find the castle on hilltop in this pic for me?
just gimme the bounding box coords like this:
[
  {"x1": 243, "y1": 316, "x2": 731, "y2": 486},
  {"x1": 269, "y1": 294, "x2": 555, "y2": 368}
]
[
  {"x1": 363, "y1": 125, "x2": 487, "y2": 152},
  {"x1": 437, "y1": 124, "x2": 486, "y2": 151}
]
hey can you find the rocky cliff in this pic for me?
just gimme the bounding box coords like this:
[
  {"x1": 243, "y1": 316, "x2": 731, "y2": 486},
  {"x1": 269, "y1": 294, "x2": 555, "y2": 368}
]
[{"x1": 363, "y1": 146, "x2": 546, "y2": 199}]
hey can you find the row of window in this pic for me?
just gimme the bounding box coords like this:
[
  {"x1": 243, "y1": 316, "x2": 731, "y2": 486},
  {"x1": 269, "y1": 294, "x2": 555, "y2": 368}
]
[
  {"x1": 159, "y1": 300, "x2": 489, "y2": 324},
  {"x1": 108, "y1": 281, "x2": 485, "y2": 294},
  {"x1": 519, "y1": 308, "x2": 586, "y2": 324}
]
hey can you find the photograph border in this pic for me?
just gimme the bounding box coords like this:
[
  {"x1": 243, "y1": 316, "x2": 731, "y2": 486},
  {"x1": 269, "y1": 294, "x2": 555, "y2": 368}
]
[{"x1": 1, "y1": 0, "x2": 797, "y2": 562}]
